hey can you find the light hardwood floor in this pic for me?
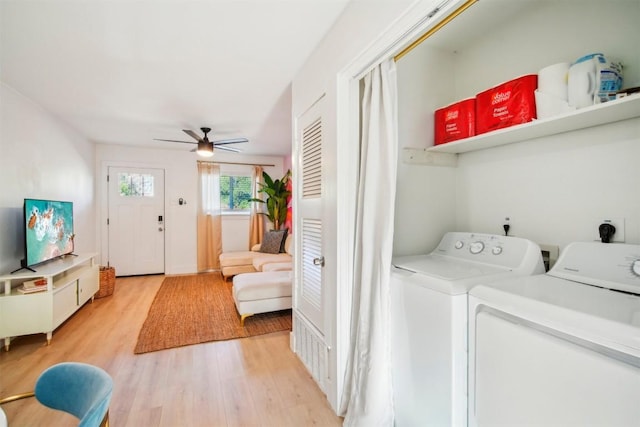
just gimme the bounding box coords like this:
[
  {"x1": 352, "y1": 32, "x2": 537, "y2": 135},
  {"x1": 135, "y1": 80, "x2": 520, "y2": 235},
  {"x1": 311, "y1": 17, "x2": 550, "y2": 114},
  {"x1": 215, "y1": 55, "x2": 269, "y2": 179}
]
[{"x1": 0, "y1": 274, "x2": 343, "y2": 426}]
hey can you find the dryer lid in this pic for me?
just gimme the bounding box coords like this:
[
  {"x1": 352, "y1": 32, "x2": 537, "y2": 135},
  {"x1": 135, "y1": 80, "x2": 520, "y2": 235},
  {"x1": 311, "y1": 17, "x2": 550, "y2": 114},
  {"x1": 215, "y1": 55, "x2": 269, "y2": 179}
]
[
  {"x1": 470, "y1": 274, "x2": 640, "y2": 354},
  {"x1": 549, "y1": 242, "x2": 640, "y2": 295}
]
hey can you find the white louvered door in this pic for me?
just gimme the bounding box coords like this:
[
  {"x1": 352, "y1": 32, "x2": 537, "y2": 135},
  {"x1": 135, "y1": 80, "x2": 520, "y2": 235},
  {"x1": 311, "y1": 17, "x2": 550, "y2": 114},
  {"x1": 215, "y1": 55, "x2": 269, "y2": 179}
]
[{"x1": 295, "y1": 97, "x2": 325, "y2": 332}]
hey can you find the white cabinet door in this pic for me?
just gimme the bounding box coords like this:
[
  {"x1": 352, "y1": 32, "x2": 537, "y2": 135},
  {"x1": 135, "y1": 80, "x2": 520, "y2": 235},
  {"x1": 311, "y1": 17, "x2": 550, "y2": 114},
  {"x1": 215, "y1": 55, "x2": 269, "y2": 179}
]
[
  {"x1": 2, "y1": 293, "x2": 53, "y2": 336},
  {"x1": 53, "y1": 281, "x2": 78, "y2": 329},
  {"x1": 77, "y1": 265, "x2": 99, "y2": 305}
]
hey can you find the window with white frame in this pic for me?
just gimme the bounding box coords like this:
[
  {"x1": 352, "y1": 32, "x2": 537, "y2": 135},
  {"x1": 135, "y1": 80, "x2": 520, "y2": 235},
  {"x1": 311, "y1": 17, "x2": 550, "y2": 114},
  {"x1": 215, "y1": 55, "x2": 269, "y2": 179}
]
[{"x1": 219, "y1": 173, "x2": 252, "y2": 213}]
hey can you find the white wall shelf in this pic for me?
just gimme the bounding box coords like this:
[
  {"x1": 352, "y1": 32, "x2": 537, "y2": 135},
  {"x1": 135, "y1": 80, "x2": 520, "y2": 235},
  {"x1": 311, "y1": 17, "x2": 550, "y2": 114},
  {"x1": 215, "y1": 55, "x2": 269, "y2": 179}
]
[
  {"x1": 402, "y1": 148, "x2": 458, "y2": 167},
  {"x1": 428, "y1": 95, "x2": 640, "y2": 154},
  {"x1": 0, "y1": 253, "x2": 99, "y2": 350}
]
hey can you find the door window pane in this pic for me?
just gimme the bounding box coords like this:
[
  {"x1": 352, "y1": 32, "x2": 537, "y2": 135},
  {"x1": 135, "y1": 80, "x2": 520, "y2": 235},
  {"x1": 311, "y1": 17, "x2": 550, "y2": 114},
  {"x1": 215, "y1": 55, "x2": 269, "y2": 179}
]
[{"x1": 118, "y1": 173, "x2": 155, "y2": 197}]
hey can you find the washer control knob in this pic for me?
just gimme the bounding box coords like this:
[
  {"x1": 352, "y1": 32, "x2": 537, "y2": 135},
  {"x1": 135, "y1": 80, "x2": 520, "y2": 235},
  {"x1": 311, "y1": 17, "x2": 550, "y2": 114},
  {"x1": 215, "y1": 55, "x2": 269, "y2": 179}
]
[
  {"x1": 455, "y1": 241, "x2": 464, "y2": 249},
  {"x1": 469, "y1": 241, "x2": 484, "y2": 254},
  {"x1": 492, "y1": 246, "x2": 503, "y2": 255},
  {"x1": 632, "y1": 260, "x2": 640, "y2": 277}
]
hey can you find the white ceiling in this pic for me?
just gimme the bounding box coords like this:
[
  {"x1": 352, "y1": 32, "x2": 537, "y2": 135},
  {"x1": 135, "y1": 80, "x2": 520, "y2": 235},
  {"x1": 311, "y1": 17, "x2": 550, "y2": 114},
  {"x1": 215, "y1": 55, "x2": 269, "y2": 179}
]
[{"x1": 0, "y1": 0, "x2": 350, "y2": 156}]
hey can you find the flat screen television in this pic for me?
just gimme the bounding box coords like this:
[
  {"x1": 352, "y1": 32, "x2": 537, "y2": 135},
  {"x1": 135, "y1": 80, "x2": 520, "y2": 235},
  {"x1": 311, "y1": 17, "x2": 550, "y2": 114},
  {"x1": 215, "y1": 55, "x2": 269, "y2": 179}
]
[{"x1": 24, "y1": 198, "x2": 75, "y2": 268}]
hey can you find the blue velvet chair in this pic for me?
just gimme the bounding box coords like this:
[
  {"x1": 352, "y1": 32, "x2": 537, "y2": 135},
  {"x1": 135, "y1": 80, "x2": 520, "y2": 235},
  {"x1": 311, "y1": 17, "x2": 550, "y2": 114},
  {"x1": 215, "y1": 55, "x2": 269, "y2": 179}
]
[{"x1": 0, "y1": 362, "x2": 113, "y2": 427}]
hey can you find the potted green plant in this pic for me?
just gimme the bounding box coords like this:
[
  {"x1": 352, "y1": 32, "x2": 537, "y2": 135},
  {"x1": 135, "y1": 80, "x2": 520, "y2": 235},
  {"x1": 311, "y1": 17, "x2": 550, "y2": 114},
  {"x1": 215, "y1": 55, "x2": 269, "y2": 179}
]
[{"x1": 250, "y1": 170, "x2": 291, "y2": 230}]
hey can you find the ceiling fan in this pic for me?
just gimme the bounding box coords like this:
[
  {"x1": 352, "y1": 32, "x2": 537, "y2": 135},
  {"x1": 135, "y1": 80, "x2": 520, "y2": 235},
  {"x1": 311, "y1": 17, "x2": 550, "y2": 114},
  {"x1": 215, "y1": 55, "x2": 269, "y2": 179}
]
[{"x1": 154, "y1": 127, "x2": 248, "y2": 157}]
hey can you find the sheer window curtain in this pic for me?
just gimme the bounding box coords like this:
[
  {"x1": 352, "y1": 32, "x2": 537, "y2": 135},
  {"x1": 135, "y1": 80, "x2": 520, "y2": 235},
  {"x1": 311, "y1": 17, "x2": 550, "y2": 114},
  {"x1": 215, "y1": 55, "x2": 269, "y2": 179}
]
[
  {"x1": 340, "y1": 59, "x2": 398, "y2": 426},
  {"x1": 249, "y1": 166, "x2": 265, "y2": 248},
  {"x1": 197, "y1": 162, "x2": 223, "y2": 272}
]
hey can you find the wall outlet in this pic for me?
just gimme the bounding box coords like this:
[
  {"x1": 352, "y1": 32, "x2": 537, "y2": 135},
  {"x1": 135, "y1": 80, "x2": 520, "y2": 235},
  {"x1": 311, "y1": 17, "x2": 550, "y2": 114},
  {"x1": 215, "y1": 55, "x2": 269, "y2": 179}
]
[
  {"x1": 594, "y1": 217, "x2": 625, "y2": 243},
  {"x1": 502, "y1": 216, "x2": 511, "y2": 236}
]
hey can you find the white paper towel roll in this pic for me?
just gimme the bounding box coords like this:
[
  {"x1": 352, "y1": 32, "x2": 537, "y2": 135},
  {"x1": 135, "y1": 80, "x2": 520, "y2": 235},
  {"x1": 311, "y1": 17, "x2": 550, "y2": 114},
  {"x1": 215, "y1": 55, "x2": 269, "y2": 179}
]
[
  {"x1": 535, "y1": 90, "x2": 575, "y2": 119},
  {"x1": 538, "y1": 62, "x2": 570, "y2": 101}
]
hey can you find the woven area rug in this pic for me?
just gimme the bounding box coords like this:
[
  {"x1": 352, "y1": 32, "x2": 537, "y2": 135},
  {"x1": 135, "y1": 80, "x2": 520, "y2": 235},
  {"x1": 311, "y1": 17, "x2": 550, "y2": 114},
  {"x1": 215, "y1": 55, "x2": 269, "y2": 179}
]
[{"x1": 134, "y1": 272, "x2": 291, "y2": 354}]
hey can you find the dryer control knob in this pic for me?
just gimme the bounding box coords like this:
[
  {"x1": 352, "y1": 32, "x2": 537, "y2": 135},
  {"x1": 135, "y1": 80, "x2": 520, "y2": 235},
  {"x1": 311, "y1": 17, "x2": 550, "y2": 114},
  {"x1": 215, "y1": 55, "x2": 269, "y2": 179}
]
[
  {"x1": 492, "y1": 246, "x2": 503, "y2": 255},
  {"x1": 632, "y1": 260, "x2": 640, "y2": 277},
  {"x1": 455, "y1": 241, "x2": 464, "y2": 249},
  {"x1": 470, "y1": 241, "x2": 484, "y2": 254}
]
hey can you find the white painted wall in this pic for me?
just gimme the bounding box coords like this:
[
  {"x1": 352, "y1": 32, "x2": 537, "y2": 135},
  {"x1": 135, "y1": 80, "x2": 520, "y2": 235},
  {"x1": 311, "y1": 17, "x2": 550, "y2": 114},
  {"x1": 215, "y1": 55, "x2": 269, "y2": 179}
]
[
  {"x1": 0, "y1": 82, "x2": 96, "y2": 274},
  {"x1": 450, "y1": 1, "x2": 640, "y2": 100},
  {"x1": 406, "y1": 0, "x2": 640, "y2": 251},
  {"x1": 395, "y1": 42, "x2": 458, "y2": 256},
  {"x1": 456, "y1": 118, "x2": 640, "y2": 249},
  {"x1": 96, "y1": 144, "x2": 285, "y2": 274},
  {"x1": 221, "y1": 215, "x2": 250, "y2": 253},
  {"x1": 293, "y1": 0, "x2": 417, "y2": 105}
]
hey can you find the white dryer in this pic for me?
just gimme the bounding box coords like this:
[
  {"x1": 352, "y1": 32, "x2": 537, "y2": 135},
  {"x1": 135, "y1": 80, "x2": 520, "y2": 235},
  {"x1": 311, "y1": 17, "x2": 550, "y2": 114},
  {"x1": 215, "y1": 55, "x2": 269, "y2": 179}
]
[
  {"x1": 391, "y1": 232, "x2": 545, "y2": 427},
  {"x1": 468, "y1": 242, "x2": 640, "y2": 426}
]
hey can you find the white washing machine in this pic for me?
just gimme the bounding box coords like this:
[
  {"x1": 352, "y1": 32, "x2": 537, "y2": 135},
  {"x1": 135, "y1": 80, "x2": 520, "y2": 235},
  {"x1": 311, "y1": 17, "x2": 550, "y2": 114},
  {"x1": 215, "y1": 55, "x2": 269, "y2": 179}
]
[
  {"x1": 391, "y1": 232, "x2": 545, "y2": 427},
  {"x1": 468, "y1": 242, "x2": 640, "y2": 426}
]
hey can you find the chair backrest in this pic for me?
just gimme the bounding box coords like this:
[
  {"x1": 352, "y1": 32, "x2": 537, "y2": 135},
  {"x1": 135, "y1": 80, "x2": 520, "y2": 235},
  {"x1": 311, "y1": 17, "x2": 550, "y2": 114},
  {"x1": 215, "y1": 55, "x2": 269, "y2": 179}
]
[{"x1": 34, "y1": 362, "x2": 113, "y2": 427}]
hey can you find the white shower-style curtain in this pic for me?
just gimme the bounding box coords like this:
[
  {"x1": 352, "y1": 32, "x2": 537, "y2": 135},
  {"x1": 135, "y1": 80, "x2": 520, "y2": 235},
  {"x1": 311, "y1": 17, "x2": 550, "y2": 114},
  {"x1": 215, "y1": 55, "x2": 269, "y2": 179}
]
[{"x1": 340, "y1": 59, "x2": 398, "y2": 426}]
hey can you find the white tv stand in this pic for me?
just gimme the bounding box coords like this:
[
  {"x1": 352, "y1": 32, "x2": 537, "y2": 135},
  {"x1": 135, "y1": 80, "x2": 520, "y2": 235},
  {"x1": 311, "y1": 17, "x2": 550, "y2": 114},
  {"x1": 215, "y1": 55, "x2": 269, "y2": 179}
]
[{"x1": 0, "y1": 253, "x2": 99, "y2": 351}]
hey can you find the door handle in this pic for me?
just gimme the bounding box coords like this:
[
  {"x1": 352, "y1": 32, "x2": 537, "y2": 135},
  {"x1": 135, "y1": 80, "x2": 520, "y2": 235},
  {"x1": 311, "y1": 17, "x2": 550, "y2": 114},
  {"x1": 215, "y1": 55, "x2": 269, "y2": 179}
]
[
  {"x1": 313, "y1": 256, "x2": 325, "y2": 267},
  {"x1": 158, "y1": 227, "x2": 164, "y2": 232}
]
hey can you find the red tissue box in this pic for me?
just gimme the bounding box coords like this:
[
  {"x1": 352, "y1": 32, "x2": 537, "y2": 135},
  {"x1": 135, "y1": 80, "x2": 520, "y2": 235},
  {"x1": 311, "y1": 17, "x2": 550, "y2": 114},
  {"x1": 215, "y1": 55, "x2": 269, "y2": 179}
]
[
  {"x1": 475, "y1": 74, "x2": 538, "y2": 135},
  {"x1": 434, "y1": 98, "x2": 476, "y2": 145}
]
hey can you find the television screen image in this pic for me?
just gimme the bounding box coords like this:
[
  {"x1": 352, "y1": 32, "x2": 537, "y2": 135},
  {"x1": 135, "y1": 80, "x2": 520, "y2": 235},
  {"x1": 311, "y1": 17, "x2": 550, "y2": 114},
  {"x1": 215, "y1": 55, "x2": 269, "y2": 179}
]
[{"x1": 24, "y1": 199, "x2": 74, "y2": 267}]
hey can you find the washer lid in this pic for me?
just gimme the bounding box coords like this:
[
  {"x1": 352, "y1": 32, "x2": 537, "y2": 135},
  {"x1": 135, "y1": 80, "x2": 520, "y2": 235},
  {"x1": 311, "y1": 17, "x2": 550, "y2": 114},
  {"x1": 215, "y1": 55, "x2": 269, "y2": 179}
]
[
  {"x1": 471, "y1": 275, "x2": 640, "y2": 354},
  {"x1": 392, "y1": 254, "x2": 508, "y2": 281}
]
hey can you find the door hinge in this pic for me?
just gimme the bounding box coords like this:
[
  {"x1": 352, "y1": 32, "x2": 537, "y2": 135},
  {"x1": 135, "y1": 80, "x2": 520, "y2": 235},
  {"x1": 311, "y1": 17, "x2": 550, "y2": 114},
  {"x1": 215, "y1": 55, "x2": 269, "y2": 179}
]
[
  {"x1": 107, "y1": 218, "x2": 109, "y2": 225},
  {"x1": 107, "y1": 174, "x2": 109, "y2": 182}
]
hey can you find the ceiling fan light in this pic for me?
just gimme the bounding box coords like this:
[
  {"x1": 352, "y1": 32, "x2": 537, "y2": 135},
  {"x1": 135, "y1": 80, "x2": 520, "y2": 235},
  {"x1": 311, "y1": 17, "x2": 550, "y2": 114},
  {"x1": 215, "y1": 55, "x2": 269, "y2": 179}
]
[{"x1": 196, "y1": 141, "x2": 214, "y2": 157}]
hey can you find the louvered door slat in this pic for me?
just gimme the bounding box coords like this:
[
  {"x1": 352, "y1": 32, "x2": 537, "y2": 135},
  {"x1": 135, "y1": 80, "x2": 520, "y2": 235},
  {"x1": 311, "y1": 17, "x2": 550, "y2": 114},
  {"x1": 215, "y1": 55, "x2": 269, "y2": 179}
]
[
  {"x1": 302, "y1": 117, "x2": 322, "y2": 199},
  {"x1": 301, "y1": 218, "x2": 322, "y2": 310}
]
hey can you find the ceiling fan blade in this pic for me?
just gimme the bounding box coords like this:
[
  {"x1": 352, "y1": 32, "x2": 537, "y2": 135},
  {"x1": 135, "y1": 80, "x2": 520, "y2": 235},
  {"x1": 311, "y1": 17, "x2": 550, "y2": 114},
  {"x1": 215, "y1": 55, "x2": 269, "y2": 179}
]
[
  {"x1": 215, "y1": 145, "x2": 242, "y2": 153},
  {"x1": 212, "y1": 137, "x2": 249, "y2": 145},
  {"x1": 183, "y1": 129, "x2": 203, "y2": 142},
  {"x1": 154, "y1": 138, "x2": 196, "y2": 145}
]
